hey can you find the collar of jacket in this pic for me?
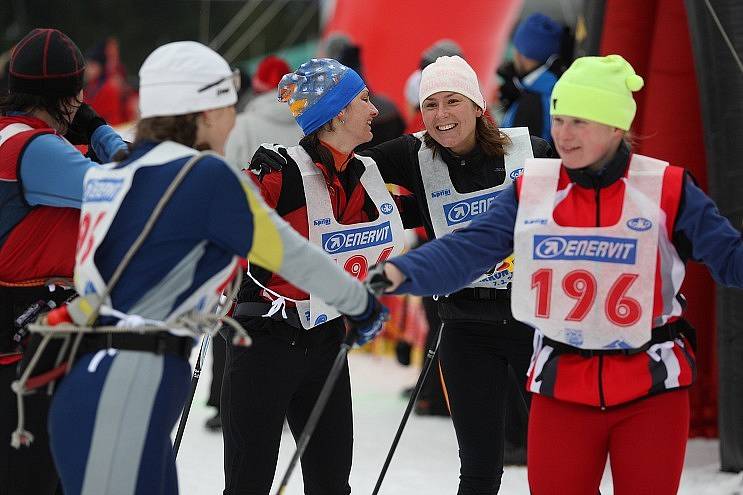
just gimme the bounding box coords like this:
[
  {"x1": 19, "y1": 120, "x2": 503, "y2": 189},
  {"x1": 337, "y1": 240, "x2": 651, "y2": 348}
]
[
  {"x1": 437, "y1": 141, "x2": 488, "y2": 169},
  {"x1": 565, "y1": 141, "x2": 630, "y2": 189}
]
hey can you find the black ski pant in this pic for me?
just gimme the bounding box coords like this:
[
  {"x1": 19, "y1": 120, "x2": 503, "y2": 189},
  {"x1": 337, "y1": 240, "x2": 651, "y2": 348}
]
[
  {"x1": 221, "y1": 316, "x2": 352, "y2": 495},
  {"x1": 438, "y1": 319, "x2": 534, "y2": 495},
  {"x1": 208, "y1": 331, "x2": 226, "y2": 409}
]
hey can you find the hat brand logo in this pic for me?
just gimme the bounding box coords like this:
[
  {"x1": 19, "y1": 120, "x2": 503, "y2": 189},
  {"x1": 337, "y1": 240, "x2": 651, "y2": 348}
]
[{"x1": 552, "y1": 98, "x2": 557, "y2": 110}]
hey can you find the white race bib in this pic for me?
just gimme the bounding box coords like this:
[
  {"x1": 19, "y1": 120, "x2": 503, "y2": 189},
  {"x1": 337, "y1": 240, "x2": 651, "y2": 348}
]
[{"x1": 511, "y1": 154, "x2": 666, "y2": 349}]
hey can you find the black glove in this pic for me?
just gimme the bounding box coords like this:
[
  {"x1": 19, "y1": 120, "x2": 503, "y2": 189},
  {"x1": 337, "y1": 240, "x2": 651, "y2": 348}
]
[
  {"x1": 366, "y1": 262, "x2": 394, "y2": 296},
  {"x1": 248, "y1": 144, "x2": 292, "y2": 177},
  {"x1": 65, "y1": 103, "x2": 107, "y2": 145},
  {"x1": 345, "y1": 291, "x2": 389, "y2": 347},
  {"x1": 395, "y1": 340, "x2": 412, "y2": 366}
]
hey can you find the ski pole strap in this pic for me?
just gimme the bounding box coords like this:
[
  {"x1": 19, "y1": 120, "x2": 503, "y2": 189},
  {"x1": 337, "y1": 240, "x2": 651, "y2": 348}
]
[{"x1": 233, "y1": 302, "x2": 303, "y2": 329}]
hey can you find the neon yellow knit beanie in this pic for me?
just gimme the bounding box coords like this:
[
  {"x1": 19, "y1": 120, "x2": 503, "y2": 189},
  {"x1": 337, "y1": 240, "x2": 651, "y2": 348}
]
[{"x1": 550, "y1": 54, "x2": 644, "y2": 131}]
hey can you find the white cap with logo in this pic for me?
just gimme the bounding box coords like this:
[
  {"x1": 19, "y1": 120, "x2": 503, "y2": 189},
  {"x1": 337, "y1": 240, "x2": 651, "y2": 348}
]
[{"x1": 138, "y1": 41, "x2": 238, "y2": 119}]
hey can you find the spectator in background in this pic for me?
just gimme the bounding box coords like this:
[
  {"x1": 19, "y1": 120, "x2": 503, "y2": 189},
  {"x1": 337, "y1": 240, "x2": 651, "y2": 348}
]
[
  {"x1": 498, "y1": 13, "x2": 565, "y2": 142},
  {"x1": 224, "y1": 55, "x2": 302, "y2": 169},
  {"x1": 84, "y1": 39, "x2": 134, "y2": 126}
]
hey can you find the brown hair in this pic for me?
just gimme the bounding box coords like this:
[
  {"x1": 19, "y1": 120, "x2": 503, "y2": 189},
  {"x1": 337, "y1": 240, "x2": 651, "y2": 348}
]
[
  {"x1": 134, "y1": 113, "x2": 200, "y2": 148},
  {"x1": 422, "y1": 113, "x2": 511, "y2": 158},
  {"x1": 299, "y1": 120, "x2": 337, "y2": 175}
]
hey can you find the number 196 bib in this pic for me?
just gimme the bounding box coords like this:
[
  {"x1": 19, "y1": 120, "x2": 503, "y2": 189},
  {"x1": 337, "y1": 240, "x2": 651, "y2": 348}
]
[{"x1": 511, "y1": 154, "x2": 667, "y2": 350}]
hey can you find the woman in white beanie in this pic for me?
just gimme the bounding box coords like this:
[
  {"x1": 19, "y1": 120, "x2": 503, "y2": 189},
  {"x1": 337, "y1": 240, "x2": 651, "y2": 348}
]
[
  {"x1": 362, "y1": 55, "x2": 552, "y2": 494},
  {"x1": 44, "y1": 44, "x2": 386, "y2": 495}
]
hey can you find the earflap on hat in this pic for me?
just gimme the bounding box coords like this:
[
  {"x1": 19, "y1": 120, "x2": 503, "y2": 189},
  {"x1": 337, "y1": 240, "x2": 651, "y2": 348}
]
[
  {"x1": 138, "y1": 41, "x2": 238, "y2": 119},
  {"x1": 9, "y1": 28, "x2": 85, "y2": 96}
]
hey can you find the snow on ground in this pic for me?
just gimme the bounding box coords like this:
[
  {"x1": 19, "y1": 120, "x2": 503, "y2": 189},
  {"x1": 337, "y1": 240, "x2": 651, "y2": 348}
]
[{"x1": 176, "y1": 350, "x2": 743, "y2": 494}]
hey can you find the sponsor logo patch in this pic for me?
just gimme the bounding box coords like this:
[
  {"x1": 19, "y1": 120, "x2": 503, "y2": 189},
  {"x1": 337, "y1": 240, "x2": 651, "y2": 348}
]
[
  {"x1": 322, "y1": 221, "x2": 392, "y2": 254},
  {"x1": 313, "y1": 217, "x2": 331, "y2": 226},
  {"x1": 83, "y1": 178, "x2": 124, "y2": 202},
  {"x1": 626, "y1": 217, "x2": 652, "y2": 231},
  {"x1": 380, "y1": 203, "x2": 394, "y2": 215},
  {"x1": 509, "y1": 168, "x2": 523, "y2": 180},
  {"x1": 431, "y1": 188, "x2": 451, "y2": 198},
  {"x1": 314, "y1": 314, "x2": 328, "y2": 325},
  {"x1": 533, "y1": 235, "x2": 637, "y2": 264},
  {"x1": 565, "y1": 328, "x2": 583, "y2": 347},
  {"x1": 443, "y1": 190, "x2": 501, "y2": 225}
]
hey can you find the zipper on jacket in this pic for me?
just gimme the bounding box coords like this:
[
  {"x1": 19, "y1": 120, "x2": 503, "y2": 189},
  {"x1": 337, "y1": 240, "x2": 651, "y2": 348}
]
[
  {"x1": 594, "y1": 177, "x2": 606, "y2": 409},
  {"x1": 593, "y1": 178, "x2": 601, "y2": 226},
  {"x1": 598, "y1": 354, "x2": 606, "y2": 410}
]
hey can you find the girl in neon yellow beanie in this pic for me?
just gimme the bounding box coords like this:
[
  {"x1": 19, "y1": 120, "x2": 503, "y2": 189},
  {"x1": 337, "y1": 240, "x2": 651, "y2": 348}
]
[{"x1": 368, "y1": 53, "x2": 743, "y2": 494}]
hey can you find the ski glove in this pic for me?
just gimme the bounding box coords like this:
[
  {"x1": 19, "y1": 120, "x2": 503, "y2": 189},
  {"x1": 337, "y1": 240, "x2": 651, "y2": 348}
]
[
  {"x1": 346, "y1": 291, "x2": 389, "y2": 347},
  {"x1": 248, "y1": 144, "x2": 292, "y2": 176},
  {"x1": 366, "y1": 262, "x2": 394, "y2": 295},
  {"x1": 64, "y1": 103, "x2": 107, "y2": 145}
]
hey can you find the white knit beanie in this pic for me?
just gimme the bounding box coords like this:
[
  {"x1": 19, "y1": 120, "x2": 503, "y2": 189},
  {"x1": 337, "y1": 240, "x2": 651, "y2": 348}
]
[{"x1": 419, "y1": 55, "x2": 485, "y2": 111}]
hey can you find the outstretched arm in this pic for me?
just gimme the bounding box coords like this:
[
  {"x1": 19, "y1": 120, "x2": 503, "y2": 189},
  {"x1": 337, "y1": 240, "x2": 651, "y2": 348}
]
[
  {"x1": 211, "y1": 161, "x2": 370, "y2": 317},
  {"x1": 675, "y1": 176, "x2": 743, "y2": 287},
  {"x1": 384, "y1": 184, "x2": 518, "y2": 296}
]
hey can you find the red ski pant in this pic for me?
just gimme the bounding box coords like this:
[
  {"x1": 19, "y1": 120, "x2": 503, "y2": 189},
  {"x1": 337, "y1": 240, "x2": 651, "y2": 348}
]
[{"x1": 528, "y1": 389, "x2": 689, "y2": 495}]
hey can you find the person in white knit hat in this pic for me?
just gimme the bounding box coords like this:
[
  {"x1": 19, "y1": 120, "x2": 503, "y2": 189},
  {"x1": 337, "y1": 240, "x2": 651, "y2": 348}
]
[{"x1": 360, "y1": 55, "x2": 554, "y2": 493}]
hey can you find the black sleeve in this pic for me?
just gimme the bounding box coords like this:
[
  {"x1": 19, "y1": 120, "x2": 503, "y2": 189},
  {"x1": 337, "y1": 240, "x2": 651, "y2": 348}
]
[
  {"x1": 512, "y1": 92, "x2": 545, "y2": 139},
  {"x1": 361, "y1": 135, "x2": 420, "y2": 193},
  {"x1": 530, "y1": 136, "x2": 556, "y2": 158}
]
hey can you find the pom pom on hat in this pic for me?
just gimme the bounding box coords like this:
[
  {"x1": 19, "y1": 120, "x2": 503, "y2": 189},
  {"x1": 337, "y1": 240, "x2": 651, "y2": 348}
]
[
  {"x1": 419, "y1": 55, "x2": 485, "y2": 111},
  {"x1": 550, "y1": 54, "x2": 644, "y2": 130}
]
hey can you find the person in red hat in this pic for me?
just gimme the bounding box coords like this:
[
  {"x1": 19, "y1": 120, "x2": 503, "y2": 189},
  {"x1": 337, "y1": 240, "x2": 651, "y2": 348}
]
[
  {"x1": 0, "y1": 27, "x2": 127, "y2": 495},
  {"x1": 225, "y1": 55, "x2": 303, "y2": 170}
]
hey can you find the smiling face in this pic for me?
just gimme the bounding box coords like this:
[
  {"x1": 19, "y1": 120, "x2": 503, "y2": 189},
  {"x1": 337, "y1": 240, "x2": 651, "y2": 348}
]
[
  {"x1": 551, "y1": 115, "x2": 624, "y2": 171},
  {"x1": 421, "y1": 91, "x2": 482, "y2": 155},
  {"x1": 338, "y1": 88, "x2": 378, "y2": 147}
]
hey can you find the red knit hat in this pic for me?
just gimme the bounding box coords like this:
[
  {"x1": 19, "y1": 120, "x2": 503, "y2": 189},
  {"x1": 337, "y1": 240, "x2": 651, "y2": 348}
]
[
  {"x1": 9, "y1": 28, "x2": 85, "y2": 96},
  {"x1": 251, "y1": 55, "x2": 291, "y2": 94}
]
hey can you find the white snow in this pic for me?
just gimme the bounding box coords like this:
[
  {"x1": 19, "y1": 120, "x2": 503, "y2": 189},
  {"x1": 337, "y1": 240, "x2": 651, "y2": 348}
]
[{"x1": 176, "y1": 350, "x2": 743, "y2": 494}]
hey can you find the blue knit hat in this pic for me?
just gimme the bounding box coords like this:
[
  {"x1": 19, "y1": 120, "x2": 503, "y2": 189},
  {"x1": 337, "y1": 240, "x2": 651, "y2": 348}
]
[
  {"x1": 277, "y1": 58, "x2": 365, "y2": 135},
  {"x1": 513, "y1": 13, "x2": 562, "y2": 64}
]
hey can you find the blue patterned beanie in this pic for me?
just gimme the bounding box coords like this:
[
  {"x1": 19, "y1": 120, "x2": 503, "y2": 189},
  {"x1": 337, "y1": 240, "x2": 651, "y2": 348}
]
[{"x1": 277, "y1": 58, "x2": 365, "y2": 135}]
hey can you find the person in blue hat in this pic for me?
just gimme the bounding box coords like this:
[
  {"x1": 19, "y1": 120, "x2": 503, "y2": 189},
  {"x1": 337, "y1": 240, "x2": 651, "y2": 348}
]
[
  {"x1": 498, "y1": 12, "x2": 566, "y2": 142},
  {"x1": 222, "y1": 58, "x2": 407, "y2": 495}
]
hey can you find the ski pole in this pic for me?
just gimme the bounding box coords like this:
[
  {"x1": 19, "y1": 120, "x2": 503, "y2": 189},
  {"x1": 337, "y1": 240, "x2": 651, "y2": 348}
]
[
  {"x1": 173, "y1": 332, "x2": 211, "y2": 457},
  {"x1": 274, "y1": 331, "x2": 357, "y2": 495},
  {"x1": 372, "y1": 322, "x2": 444, "y2": 495}
]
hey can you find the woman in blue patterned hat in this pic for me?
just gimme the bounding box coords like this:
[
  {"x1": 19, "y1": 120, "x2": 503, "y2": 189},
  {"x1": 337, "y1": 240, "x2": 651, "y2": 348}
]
[{"x1": 221, "y1": 58, "x2": 408, "y2": 494}]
